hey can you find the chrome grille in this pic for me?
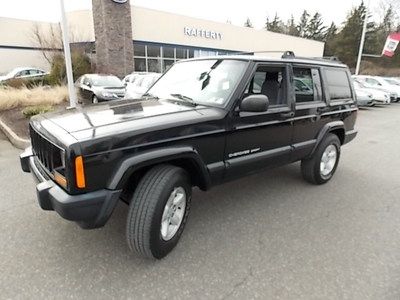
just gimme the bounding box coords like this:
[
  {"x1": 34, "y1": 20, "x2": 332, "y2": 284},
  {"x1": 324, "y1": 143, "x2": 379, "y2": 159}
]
[{"x1": 29, "y1": 124, "x2": 63, "y2": 172}]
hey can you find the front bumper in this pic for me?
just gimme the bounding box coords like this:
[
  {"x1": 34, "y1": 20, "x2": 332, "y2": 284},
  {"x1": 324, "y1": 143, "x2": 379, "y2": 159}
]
[
  {"x1": 373, "y1": 98, "x2": 390, "y2": 104},
  {"x1": 20, "y1": 148, "x2": 122, "y2": 229}
]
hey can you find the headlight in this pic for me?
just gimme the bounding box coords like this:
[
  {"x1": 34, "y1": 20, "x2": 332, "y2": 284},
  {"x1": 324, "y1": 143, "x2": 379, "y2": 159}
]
[
  {"x1": 60, "y1": 149, "x2": 66, "y2": 168},
  {"x1": 54, "y1": 149, "x2": 67, "y2": 189},
  {"x1": 102, "y1": 91, "x2": 115, "y2": 98}
]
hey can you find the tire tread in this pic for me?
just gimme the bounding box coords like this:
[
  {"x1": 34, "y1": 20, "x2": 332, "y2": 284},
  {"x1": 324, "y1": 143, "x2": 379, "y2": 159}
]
[{"x1": 126, "y1": 165, "x2": 187, "y2": 258}]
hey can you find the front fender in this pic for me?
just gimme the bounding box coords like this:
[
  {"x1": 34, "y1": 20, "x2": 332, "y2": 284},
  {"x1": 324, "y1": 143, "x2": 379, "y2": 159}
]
[{"x1": 107, "y1": 146, "x2": 211, "y2": 190}]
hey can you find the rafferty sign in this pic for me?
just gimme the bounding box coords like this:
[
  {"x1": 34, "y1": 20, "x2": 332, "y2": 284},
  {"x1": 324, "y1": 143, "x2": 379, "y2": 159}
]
[{"x1": 184, "y1": 27, "x2": 223, "y2": 40}]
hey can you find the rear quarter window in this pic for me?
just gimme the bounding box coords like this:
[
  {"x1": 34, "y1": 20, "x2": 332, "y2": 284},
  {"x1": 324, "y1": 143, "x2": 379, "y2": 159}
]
[{"x1": 325, "y1": 68, "x2": 352, "y2": 101}]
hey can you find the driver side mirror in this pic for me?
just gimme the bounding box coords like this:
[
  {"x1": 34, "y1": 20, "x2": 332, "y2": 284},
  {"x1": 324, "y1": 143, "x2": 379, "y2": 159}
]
[{"x1": 240, "y1": 95, "x2": 269, "y2": 113}]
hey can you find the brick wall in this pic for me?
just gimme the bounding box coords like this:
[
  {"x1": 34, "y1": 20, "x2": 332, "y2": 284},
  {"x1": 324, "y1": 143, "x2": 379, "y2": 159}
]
[{"x1": 92, "y1": 0, "x2": 134, "y2": 78}]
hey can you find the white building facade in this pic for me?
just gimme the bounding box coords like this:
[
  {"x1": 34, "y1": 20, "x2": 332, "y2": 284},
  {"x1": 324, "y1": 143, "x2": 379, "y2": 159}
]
[{"x1": 0, "y1": 6, "x2": 325, "y2": 74}]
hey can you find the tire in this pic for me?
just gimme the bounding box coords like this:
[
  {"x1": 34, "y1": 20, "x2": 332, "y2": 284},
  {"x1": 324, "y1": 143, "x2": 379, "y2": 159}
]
[
  {"x1": 301, "y1": 133, "x2": 341, "y2": 185},
  {"x1": 126, "y1": 164, "x2": 191, "y2": 259},
  {"x1": 92, "y1": 95, "x2": 98, "y2": 104}
]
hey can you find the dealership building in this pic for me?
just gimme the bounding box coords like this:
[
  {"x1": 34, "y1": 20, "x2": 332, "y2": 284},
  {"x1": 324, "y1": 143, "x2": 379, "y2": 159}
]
[{"x1": 0, "y1": 4, "x2": 324, "y2": 75}]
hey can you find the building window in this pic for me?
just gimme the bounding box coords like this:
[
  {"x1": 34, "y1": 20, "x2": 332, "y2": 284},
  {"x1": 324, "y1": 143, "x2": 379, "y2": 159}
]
[
  {"x1": 134, "y1": 58, "x2": 146, "y2": 72},
  {"x1": 148, "y1": 58, "x2": 162, "y2": 73},
  {"x1": 163, "y1": 46, "x2": 174, "y2": 59},
  {"x1": 134, "y1": 44, "x2": 145, "y2": 57},
  {"x1": 163, "y1": 59, "x2": 175, "y2": 71},
  {"x1": 176, "y1": 48, "x2": 187, "y2": 59},
  {"x1": 147, "y1": 45, "x2": 161, "y2": 58},
  {"x1": 132, "y1": 42, "x2": 234, "y2": 73}
]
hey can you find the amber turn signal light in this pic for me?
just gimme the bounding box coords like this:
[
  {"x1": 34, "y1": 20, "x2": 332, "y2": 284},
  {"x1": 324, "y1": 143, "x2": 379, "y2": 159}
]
[{"x1": 75, "y1": 156, "x2": 86, "y2": 188}]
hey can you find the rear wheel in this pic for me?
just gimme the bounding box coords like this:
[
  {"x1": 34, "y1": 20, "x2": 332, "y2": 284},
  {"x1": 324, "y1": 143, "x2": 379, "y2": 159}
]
[
  {"x1": 126, "y1": 165, "x2": 191, "y2": 259},
  {"x1": 301, "y1": 133, "x2": 341, "y2": 185}
]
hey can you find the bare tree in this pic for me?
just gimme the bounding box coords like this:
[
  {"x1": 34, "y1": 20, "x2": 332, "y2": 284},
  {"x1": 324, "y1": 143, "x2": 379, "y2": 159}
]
[
  {"x1": 377, "y1": 0, "x2": 400, "y2": 30},
  {"x1": 31, "y1": 22, "x2": 65, "y2": 63}
]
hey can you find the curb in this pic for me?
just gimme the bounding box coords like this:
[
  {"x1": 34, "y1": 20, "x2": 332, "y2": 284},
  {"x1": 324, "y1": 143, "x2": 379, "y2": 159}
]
[{"x1": 0, "y1": 118, "x2": 30, "y2": 150}]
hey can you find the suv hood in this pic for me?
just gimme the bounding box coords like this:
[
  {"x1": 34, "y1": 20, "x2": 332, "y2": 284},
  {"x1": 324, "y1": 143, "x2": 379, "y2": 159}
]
[{"x1": 39, "y1": 99, "x2": 225, "y2": 142}]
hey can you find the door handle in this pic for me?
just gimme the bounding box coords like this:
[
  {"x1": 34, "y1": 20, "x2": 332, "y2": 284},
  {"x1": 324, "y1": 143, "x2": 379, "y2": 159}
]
[{"x1": 280, "y1": 112, "x2": 294, "y2": 118}]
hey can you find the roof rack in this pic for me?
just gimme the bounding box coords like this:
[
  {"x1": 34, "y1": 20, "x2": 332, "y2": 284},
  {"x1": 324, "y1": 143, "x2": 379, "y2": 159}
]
[
  {"x1": 231, "y1": 50, "x2": 343, "y2": 64},
  {"x1": 282, "y1": 52, "x2": 343, "y2": 63}
]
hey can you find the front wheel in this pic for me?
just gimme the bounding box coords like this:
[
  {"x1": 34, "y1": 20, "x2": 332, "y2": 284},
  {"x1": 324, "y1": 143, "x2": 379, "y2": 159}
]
[
  {"x1": 92, "y1": 95, "x2": 99, "y2": 104},
  {"x1": 301, "y1": 133, "x2": 341, "y2": 185},
  {"x1": 126, "y1": 165, "x2": 192, "y2": 259}
]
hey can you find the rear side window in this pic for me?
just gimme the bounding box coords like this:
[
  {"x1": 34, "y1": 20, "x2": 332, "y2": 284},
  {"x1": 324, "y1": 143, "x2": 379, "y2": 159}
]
[
  {"x1": 325, "y1": 68, "x2": 352, "y2": 101},
  {"x1": 293, "y1": 67, "x2": 322, "y2": 103}
]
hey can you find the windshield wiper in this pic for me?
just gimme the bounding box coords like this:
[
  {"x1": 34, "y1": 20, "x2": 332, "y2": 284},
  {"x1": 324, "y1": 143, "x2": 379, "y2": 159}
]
[
  {"x1": 142, "y1": 92, "x2": 159, "y2": 100},
  {"x1": 199, "y1": 59, "x2": 223, "y2": 90},
  {"x1": 169, "y1": 93, "x2": 197, "y2": 106}
]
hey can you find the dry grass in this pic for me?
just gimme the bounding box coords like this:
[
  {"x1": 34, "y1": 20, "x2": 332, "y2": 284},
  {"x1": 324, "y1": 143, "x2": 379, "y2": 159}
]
[
  {"x1": 0, "y1": 85, "x2": 68, "y2": 111},
  {"x1": 360, "y1": 61, "x2": 400, "y2": 76}
]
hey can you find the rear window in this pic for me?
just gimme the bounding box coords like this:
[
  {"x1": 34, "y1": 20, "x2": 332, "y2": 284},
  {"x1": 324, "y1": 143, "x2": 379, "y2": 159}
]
[{"x1": 325, "y1": 68, "x2": 352, "y2": 101}]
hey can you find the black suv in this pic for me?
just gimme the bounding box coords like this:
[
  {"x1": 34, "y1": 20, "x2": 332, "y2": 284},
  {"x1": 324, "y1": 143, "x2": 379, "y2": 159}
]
[{"x1": 20, "y1": 54, "x2": 357, "y2": 259}]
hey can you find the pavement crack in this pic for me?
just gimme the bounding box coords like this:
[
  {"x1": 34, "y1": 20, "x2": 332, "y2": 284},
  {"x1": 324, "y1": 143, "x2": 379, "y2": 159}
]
[{"x1": 221, "y1": 266, "x2": 254, "y2": 299}]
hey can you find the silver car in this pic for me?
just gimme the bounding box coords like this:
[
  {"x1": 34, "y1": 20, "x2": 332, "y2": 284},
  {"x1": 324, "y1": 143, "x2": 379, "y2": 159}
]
[
  {"x1": 125, "y1": 73, "x2": 162, "y2": 99},
  {"x1": 0, "y1": 67, "x2": 48, "y2": 83}
]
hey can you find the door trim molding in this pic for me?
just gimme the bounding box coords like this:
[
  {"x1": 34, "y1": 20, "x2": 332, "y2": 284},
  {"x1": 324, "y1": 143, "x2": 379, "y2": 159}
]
[{"x1": 226, "y1": 145, "x2": 291, "y2": 168}]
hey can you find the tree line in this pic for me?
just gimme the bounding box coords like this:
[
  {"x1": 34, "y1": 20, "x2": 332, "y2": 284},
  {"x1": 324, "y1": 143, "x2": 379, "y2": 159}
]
[{"x1": 243, "y1": 1, "x2": 400, "y2": 72}]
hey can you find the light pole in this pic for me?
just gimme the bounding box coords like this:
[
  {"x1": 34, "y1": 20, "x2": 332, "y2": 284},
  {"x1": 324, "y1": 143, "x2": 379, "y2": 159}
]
[
  {"x1": 59, "y1": 0, "x2": 77, "y2": 108},
  {"x1": 355, "y1": 0, "x2": 370, "y2": 75}
]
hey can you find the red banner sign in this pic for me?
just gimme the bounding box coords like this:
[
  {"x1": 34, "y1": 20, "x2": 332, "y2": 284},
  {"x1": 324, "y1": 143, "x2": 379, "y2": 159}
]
[{"x1": 382, "y1": 33, "x2": 400, "y2": 57}]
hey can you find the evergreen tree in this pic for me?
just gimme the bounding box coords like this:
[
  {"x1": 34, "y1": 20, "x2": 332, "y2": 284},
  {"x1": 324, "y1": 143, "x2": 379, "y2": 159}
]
[
  {"x1": 244, "y1": 18, "x2": 253, "y2": 28},
  {"x1": 297, "y1": 10, "x2": 310, "y2": 37},
  {"x1": 323, "y1": 22, "x2": 338, "y2": 56},
  {"x1": 287, "y1": 15, "x2": 300, "y2": 36},
  {"x1": 265, "y1": 14, "x2": 285, "y2": 33},
  {"x1": 324, "y1": 22, "x2": 338, "y2": 41},
  {"x1": 382, "y1": 5, "x2": 395, "y2": 33},
  {"x1": 305, "y1": 12, "x2": 326, "y2": 40},
  {"x1": 327, "y1": 3, "x2": 366, "y2": 67}
]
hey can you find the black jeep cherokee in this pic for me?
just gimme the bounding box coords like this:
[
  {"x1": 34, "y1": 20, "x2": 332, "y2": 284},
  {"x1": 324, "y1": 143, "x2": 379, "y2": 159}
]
[{"x1": 20, "y1": 54, "x2": 357, "y2": 259}]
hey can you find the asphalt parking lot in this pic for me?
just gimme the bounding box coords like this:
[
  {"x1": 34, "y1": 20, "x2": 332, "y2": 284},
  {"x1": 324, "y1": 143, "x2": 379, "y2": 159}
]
[{"x1": 1, "y1": 105, "x2": 400, "y2": 299}]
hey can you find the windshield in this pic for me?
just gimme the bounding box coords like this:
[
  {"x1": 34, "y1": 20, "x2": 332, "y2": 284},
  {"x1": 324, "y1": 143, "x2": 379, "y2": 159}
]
[
  {"x1": 90, "y1": 75, "x2": 123, "y2": 87},
  {"x1": 147, "y1": 59, "x2": 248, "y2": 106},
  {"x1": 353, "y1": 80, "x2": 364, "y2": 89},
  {"x1": 384, "y1": 78, "x2": 400, "y2": 86}
]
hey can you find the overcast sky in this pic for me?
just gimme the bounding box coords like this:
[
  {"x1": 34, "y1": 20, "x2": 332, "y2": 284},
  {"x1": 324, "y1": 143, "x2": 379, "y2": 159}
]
[{"x1": 0, "y1": 0, "x2": 389, "y2": 29}]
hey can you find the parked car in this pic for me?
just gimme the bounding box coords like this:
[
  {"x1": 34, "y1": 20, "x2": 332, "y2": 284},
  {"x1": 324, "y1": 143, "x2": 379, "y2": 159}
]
[
  {"x1": 0, "y1": 67, "x2": 48, "y2": 83},
  {"x1": 75, "y1": 74, "x2": 126, "y2": 104},
  {"x1": 125, "y1": 73, "x2": 162, "y2": 99},
  {"x1": 122, "y1": 72, "x2": 147, "y2": 85},
  {"x1": 383, "y1": 77, "x2": 400, "y2": 86},
  {"x1": 354, "y1": 87, "x2": 374, "y2": 107},
  {"x1": 353, "y1": 80, "x2": 390, "y2": 105},
  {"x1": 353, "y1": 75, "x2": 400, "y2": 102},
  {"x1": 21, "y1": 54, "x2": 357, "y2": 259}
]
